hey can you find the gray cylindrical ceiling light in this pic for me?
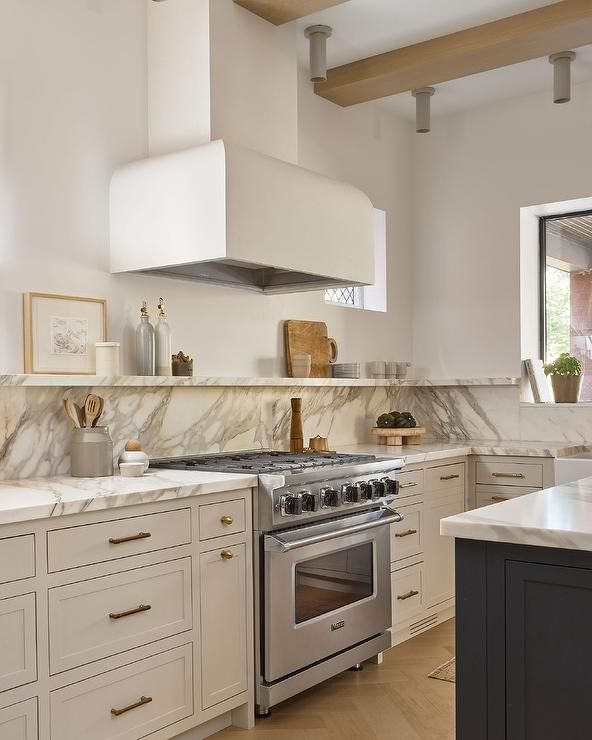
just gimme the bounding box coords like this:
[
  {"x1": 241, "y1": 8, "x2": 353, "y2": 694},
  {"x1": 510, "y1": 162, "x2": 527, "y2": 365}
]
[
  {"x1": 412, "y1": 87, "x2": 436, "y2": 133},
  {"x1": 304, "y1": 25, "x2": 333, "y2": 82},
  {"x1": 549, "y1": 51, "x2": 576, "y2": 104}
]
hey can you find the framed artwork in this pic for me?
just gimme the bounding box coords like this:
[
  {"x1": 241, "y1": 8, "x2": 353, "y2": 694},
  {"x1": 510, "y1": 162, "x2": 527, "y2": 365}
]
[{"x1": 24, "y1": 293, "x2": 107, "y2": 374}]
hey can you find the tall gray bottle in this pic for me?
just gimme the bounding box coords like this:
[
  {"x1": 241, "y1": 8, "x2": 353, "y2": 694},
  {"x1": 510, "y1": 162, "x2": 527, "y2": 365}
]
[{"x1": 136, "y1": 301, "x2": 155, "y2": 376}]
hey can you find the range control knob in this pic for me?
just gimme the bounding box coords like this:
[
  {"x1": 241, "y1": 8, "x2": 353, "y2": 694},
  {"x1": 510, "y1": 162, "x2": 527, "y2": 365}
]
[
  {"x1": 357, "y1": 481, "x2": 374, "y2": 501},
  {"x1": 321, "y1": 487, "x2": 341, "y2": 508},
  {"x1": 381, "y1": 477, "x2": 399, "y2": 496},
  {"x1": 301, "y1": 491, "x2": 317, "y2": 512},
  {"x1": 283, "y1": 493, "x2": 303, "y2": 515},
  {"x1": 341, "y1": 483, "x2": 359, "y2": 504},
  {"x1": 369, "y1": 479, "x2": 385, "y2": 499}
]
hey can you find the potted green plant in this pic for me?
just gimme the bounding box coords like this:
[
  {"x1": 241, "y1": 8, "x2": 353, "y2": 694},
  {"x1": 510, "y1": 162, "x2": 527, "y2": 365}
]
[{"x1": 543, "y1": 352, "x2": 583, "y2": 403}]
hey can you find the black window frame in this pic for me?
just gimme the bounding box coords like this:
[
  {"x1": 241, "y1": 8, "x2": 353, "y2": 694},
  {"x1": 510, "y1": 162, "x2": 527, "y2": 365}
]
[{"x1": 539, "y1": 208, "x2": 592, "y2": 361}]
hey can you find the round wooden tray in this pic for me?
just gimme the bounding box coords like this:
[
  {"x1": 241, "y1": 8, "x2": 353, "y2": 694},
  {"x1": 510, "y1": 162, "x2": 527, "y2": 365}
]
[{"x1": 371, "y1": 426, "x2": 426, "y2": 447}]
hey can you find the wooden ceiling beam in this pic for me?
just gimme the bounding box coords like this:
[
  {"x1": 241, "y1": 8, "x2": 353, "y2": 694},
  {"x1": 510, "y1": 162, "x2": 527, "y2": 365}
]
[
  {"x1": 233, "y1": 0, "x2": 349, "y2": 26},
  {"x1": 314, "y1": 0, "x2": 592, "y2": 106}
]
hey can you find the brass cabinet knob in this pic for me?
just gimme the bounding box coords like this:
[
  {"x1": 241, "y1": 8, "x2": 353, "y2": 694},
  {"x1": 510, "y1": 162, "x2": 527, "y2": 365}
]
[
  {"x1": 220, "y1": 515, "x2": 234, "y2": 526},
  {"x1": 220, "y1": 549, "x2": 234, "y2": 560}
]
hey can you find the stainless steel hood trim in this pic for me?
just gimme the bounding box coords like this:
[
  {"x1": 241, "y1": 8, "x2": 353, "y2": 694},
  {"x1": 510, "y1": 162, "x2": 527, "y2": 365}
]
[{"x1": 140, "y1": 260, "x2": 368, "y2": 295}]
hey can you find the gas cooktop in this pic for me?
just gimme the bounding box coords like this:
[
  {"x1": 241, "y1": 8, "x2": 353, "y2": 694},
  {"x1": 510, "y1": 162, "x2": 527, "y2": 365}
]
[{"x1": 150, "y1": 450, "x2": 376, "y2": 475}]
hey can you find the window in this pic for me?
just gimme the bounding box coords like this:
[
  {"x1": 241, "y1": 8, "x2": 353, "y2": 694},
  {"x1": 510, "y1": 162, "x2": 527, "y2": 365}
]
[
  {"x1": 325, "y1": 286, "x2": 363, "y2": 308},
  {"x1": 541, "y1": 210, "x2": 592, "y2": 401},
  {"x1": 324, "y1": 209, "x2": 387, "y2": 313}
]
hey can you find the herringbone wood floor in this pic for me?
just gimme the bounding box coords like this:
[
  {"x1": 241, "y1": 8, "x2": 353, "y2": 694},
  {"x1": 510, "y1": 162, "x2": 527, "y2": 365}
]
[{"x1": 215, "y1": 618, "x2": 455, "y2": 739}]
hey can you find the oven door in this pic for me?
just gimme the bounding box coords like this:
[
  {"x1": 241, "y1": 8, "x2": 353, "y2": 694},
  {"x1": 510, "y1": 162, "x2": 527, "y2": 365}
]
[{"x1": 263, "y1": 508, "x2": 397, "y2": 683}]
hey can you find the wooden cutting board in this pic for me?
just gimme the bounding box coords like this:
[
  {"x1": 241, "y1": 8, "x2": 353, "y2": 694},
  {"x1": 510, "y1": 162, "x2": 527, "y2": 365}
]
[{"x1": 284, "y1": 320, "x2": 338, "y2": 378}]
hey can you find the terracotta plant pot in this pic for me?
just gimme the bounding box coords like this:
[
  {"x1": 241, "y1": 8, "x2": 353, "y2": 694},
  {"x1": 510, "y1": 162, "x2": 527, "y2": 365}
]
[{"x1": 550, "y1": 374, "x2": 583, "y2": 403}]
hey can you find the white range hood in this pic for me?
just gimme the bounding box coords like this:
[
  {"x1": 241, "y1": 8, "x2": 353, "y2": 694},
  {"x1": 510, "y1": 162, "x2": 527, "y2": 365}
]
[{"x1": 110, "y1": 140, "x2": 375, "y2": 294}]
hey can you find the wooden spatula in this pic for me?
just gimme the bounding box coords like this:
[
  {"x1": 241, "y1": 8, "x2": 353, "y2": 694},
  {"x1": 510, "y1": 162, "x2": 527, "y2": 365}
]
[
  {"x1": 84, "y1": 394, "x2": 103, "y2": 428},
  {"x1": 63, "y1": 399, "x2": 82, "y2": 428}
]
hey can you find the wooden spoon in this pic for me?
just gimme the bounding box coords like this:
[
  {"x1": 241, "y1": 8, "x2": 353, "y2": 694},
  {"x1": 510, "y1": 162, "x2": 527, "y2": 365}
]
[
  {"x1": 84, "y1": 394, "x2": 102, "y2": 428},
  {"x1": 63, "y1": 399, "x2": 82, "y2": 428},
  {"x1": 91, "y1": 396, "x2": 104, "y2": 427}
]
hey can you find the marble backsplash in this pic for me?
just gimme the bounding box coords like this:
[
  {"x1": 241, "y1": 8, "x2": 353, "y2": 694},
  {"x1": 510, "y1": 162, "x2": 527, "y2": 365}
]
[
  {"x1": 1, "y1": 382, "x2": 590, "y2": 480},
  {"x1": 0, "y1": 384, "x2": 414, "y2": 480}
]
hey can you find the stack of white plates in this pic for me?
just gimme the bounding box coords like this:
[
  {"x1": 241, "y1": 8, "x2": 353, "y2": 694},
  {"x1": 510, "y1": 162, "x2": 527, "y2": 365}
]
[{"x1": 332, "y1": 363, "x2": 360, "y2": 379}]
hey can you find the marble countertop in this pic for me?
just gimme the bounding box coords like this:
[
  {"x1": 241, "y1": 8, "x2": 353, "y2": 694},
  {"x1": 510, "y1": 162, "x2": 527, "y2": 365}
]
[
  {"x1": 1, "y1": 439, "x2": 588, "y2": 527},
  {"x1": 337, "y1": 440, "x2": 589, "y2": 464},
  {"x1": 0, "y1": 469, "x2": 258, "y2": 525},
  {"x1": 441, "y1": 477, "x2": 592, "y2": 551}
]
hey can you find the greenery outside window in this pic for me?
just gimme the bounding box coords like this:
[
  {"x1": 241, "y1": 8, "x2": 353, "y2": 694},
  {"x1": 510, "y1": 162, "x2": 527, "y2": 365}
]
[{"x1": 541, "y1": 210, "x2": 592, "y2": 401}]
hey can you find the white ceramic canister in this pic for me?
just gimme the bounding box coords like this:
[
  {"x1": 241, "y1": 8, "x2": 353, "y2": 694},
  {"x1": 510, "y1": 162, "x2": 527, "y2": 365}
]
[
  {"x1": 95, "y1": 342, "x2": 121, "y2": 376},
  {"x1": 118, "y1": 449, "x2": 150, "y2": 472}
]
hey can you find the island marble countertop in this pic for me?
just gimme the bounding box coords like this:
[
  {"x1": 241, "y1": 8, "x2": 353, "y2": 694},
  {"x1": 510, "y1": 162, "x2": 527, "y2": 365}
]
[
  {"x1": 337, "y1": 440, "x2": 589, "y2": 464},
  {"x1": 0, "y1": 469, "x2": 258, "y2": 525},
  {"x1": 441, "y1": 477, "x2": 592, "y2": 551}
]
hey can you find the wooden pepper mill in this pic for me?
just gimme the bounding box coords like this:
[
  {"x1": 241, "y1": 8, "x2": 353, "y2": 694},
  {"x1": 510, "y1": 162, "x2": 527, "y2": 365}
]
[{"x1": 290, "y1": 398, "x2": 304, "y2": 453}]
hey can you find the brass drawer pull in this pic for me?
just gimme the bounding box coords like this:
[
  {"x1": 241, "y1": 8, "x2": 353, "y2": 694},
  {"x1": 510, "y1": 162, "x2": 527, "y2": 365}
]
[
  {"x1": 395, "y1": 529, "x2": 418, "y2": 538},
  {"x1": 221, "y1": 549, "x2": 234, "y2": 560},
  {"x1": 440, "y1": 474, "x2": 460, "y2": 481},
  {"x1": 108, "y1": 532, "x2": 151, "y2": 545},
  {"x1": 111, "y1": 695, "x2": 153, "y2": 717},
  {"x1": 492, "y1": 472, "x2": 525, "y2": 479},
  {"x1": 397, "y1": 589, "x2": 419, "y2": 601},
  {"x1": 491, "y1": 496, "x2": 509, "y2": 502},
  {"x1": 399, "y1": 482, "x2": 418, "y2": 489},
  {"x1": 109, "y1": 604, "x2": 152, "y2": 620},
  {"x1": 220, "y1": 515, "x2": 234, "y2": 526}
]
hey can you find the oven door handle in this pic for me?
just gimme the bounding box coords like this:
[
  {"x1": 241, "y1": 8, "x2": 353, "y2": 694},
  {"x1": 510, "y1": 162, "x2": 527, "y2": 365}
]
[{"x1": 264, "y1": 510, "x2": 403, "y2": 553}]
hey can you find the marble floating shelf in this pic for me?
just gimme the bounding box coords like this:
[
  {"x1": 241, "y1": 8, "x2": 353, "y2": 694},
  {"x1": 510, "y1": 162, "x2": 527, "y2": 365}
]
[{"x1": 0, "y1": 374, "x2": 520, "y2": 389}]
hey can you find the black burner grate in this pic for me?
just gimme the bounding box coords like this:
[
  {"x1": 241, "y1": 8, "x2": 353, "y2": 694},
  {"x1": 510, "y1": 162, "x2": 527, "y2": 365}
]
[{"x1": 150, "y1": 450, "x2": 376, "y2": 474}]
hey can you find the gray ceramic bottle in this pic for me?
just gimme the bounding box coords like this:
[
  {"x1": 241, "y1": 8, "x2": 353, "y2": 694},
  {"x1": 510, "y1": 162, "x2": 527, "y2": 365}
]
[{"x1": 136, "y1": 301, "x2": 155, "y2": 376}]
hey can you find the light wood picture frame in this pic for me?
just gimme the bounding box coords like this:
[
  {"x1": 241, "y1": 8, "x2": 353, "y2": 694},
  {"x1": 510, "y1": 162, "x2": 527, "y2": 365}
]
[{"x1": 24, "y1": 293, "x2": 108, "y2": 375}]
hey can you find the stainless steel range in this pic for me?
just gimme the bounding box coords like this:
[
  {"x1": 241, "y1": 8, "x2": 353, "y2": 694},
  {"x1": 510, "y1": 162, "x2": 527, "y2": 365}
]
[{"x1": 151, "y1": 450, "x2": 404, "y2": 716}]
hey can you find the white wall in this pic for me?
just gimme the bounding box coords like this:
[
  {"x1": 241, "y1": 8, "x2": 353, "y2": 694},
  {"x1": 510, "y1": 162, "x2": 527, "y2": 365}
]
[
  {"x1": 147, "y1": 0, "x2": 211, "y2": 155},
  {"x1": 0, "y1": 0, "x2": 414, "y2": 377},
  {"x1": 412, "y1": 79, "x2": 592, "y2": 378},
  {"x1": 210, "y1": 0, "x2": 299, "y2": 163}
]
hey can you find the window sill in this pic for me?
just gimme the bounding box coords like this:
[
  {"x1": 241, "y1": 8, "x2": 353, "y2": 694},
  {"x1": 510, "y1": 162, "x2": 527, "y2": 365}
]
[{"x1": 521, "y1": 401, "x2": 592, "y2": 408}]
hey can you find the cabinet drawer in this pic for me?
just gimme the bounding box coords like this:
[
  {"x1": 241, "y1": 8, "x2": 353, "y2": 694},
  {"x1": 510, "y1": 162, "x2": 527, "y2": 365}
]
[
  {"x1": 475, "y1": 485, "x2": 539, "y2": 509},
  {"x1": 395, "y1": 469, "x2": 424, "y2": 498},
  {"x1": 0, "y1": 698, "x2": 37, "y2": 740},
  {"x1": 49, "y1": 558, "x2": 192, "y2": 674},
  {"x1": 47, "y1": 508, "x2": 191, "y2": 572},
  {"x1": 199, "y1": 498, "x2": 246, "y2": 541},
  {"x1": 0, "y1": 594, "x2": 36, "y2": 693},
  {"x1": 426, "y1": 463, "x2": 465, "y2": 492},
  {"x1": 476, "y1": 461, "x2": 543, "y2": 488},
  {"x1": 0, "y1": 536, "x2": 35, "y2": 585},
  {"x1": 50, "y1": 644, "x2": 193, "y2": 740},
  {"x1": 391, "y1": 503, "x2": 422, "y2": 563},
  {"x1": 392, "y1": 564, "x2": 423, "y2": 625}
]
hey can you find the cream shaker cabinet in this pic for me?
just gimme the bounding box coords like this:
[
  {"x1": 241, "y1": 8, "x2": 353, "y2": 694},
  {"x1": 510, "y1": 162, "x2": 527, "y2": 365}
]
[
  {"x1": 200, "y1": 543, "x2": 249, "y2": 709},
  {"x1": 392, "y1": 458, "x2": 466, "y2": 646},
  {"x1": 0, "y1": 488, "x2": 254, "y2": 740},
  {"x1": 0, "y1": 698, "x2": 37, "y2": 740}
]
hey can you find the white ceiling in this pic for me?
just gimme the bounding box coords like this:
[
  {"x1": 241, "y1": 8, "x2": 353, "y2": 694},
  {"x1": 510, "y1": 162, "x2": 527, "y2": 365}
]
[{"x1": 296, "y1": 0, "x2": 592, "y2": 118}]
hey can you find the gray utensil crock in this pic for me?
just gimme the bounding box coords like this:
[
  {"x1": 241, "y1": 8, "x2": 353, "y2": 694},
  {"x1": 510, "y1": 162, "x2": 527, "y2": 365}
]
[{"x1": 70, "y1": 426, "x2": 114, "y2": 478}]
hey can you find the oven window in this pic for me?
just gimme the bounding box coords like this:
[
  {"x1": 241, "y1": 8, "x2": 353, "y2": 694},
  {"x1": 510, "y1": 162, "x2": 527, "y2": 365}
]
[{"x1": 294, "y1": 543, "x2": 374, "y2": 624}]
